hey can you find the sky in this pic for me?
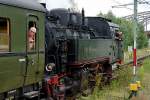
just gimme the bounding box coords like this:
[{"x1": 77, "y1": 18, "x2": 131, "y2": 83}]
[
  {"x1": 38, "y1": 0, "x2": 150, "y2": 30},
  {"x1": 43, "y1": 0, "x2": 150, "y2": 17}
]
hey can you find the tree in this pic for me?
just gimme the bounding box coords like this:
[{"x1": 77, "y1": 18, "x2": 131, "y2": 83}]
[{"x1": 137, "y1": 23, "x2": 148, "y2": 48}]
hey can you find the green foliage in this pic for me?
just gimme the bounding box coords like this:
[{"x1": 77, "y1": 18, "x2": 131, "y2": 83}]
[
  {"x1": 137, "y1": 24, "x2": 148, "y2": 49},
  {"x1": 79, "y1": 66, "x2": 132, "y2": 100},
  {"x1": 97, "y1": 11, "x2": 148, "y2": 50},
  {"x1": 79, "y1": 58, "x2": 150, "y2": 100},
  {"x1": 142, "y1": 58, "x2": 150, "y2": 73}
]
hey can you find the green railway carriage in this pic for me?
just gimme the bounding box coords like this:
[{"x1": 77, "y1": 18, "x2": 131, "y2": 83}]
[{"x1": 0, "y1": 0, "x2": 45, "y2": 97}]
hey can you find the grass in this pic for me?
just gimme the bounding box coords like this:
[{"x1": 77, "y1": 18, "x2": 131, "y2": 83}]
[
  {"x1": 142, "y1": 58, "x2": 150, "y2": 73},
  {"x1": 78, "y1": 58, "x2": 150, "y2": 100},
  {"x1": 78, "y1": 67, "x2": 132, "y2": 100}
]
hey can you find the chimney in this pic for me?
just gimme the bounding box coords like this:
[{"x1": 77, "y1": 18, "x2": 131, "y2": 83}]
[
  {"x1": 82, "y1": 8, "x2": 85, "y2": 26},
  {"x1": 38, "y1": 0, "x2": 46, "y2": 8}
]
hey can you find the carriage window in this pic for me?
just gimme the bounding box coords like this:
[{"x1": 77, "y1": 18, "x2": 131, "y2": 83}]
[
  {"x1": 28, "y1": 21, "x2": 36, "y2": 51},
  {"x1": 0, "y1": 18, "x2": 9, "y2": 52}
]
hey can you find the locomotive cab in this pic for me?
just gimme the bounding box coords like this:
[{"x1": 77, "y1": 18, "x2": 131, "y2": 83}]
[{"x1": 108, "y1": 22, "x2": 124, "y2": 65}]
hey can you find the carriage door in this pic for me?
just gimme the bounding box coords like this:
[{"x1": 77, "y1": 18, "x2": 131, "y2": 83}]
[{"x1": 26, "y1": 15, "x2": 39, "y2": 84}]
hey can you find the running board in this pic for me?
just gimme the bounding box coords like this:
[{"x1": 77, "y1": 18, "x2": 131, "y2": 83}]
[{"x1": 23, "y1": 91, "x2": 39, "y2": 99}]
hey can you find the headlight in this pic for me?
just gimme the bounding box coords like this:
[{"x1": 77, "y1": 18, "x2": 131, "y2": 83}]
[{"x1": 45, "y1": 63, "x2": 55, "y2": 72}]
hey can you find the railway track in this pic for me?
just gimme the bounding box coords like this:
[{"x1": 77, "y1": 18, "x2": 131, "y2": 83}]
[
  {"x1": 121, "y1": 54, "x2": 150, "y2": 67},
  {"x1": 113, "y1": 54, "x2": 150, "y2": 80}
]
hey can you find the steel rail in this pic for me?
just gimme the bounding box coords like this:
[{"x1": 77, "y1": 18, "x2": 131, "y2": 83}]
[{"x1": 121, "y1": 54, "x2": 150, "y2": 67}]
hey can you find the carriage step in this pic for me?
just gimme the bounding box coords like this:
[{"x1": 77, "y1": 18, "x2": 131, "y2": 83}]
[{"x1": 24, "y1": 91, "x2": 39, "y2": 99}]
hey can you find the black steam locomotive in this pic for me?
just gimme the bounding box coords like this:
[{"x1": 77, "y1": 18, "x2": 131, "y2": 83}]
[{"x1": 44, "y1": 8, "x2": 123, "y2": 99}]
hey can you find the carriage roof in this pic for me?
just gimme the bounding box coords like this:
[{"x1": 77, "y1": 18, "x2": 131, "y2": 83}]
[{"x1": 0, "y1": 0, "x2": 45, "y2": 12}]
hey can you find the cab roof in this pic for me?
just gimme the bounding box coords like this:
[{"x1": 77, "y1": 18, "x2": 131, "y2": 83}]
[{"x1": 0, "y1": 0, "x2": 45, "y2": 12}]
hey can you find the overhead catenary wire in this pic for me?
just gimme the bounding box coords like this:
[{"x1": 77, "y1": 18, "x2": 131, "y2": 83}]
[
  {"x1": 112, "y1": 0, "x2": 150, "y2": 10},
  {"x1": 138, "y1": 0, "x2": 150, "y2": 5},
  {"x1": 112, "y1": 0, "x2": 133, "y2": 10}
]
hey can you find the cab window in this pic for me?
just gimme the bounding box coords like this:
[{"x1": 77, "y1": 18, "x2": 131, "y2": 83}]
[
  {"x1": 28, "y1": 21, "x2": 36, "y2": 51},
  {"x1": 0, "y1": 18, "x2": 10, "y2": 52}
]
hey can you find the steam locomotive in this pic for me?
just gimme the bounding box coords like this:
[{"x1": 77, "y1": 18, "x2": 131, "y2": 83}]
[{"x1": 0, "y1": 0, "x2": 123, "y2": 99}]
